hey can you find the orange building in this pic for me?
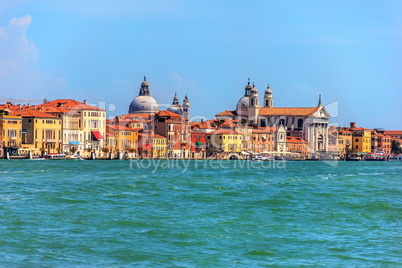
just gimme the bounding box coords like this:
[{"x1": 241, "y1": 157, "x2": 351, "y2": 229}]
[
  {"x1": 251, "y1": 127, "x2": 276, "y2": 153},
  {"x1": 286, "y1": 136, "x2": 309, "y2": 156}
]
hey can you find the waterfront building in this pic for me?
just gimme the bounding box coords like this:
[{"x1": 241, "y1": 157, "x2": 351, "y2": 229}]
[
  {"x1": 0, "y1": 108, "x2": 22, "y2": 156},
  {"x1": 106, "y1": 132, "x2": 116, "y2": 155},
  {"x1": 106, "y1": 125, "x2": 139, "y2": 157},
  {"x1": 10, "y1": 106, "x2": 62, "y2": 154},
  {"x1": 149, "y1": 110, "x2": 191, "y2": 158},
  {"x1": 338, "y1": 129, "x2": 352, "y2": 155},
  {"x1": 286, "y1": 136, "x2": 309, "y2": 156},
  {"x1": 234, "y1": 124, "x2": 253, "y2": 152},
  {"x1": 251, "y1": 127, "x2": 276, "y2": 154},
  {"x1": 349, "y1": 123, "x2": 371, "y2": 153},
  {"x1": 377, "y1": 134, "x2": 391, "y2": 154},
  {"x1": 190, "y1": 130, "x2": 206, "y2": 159},
  {"x1": 138, "y1": 130, "x2": 167, "y2": 158},
  {"x1": 206, "y1": 129, "x2": 242, "y2": 155},
  {"x1": 37, "y1": 99, "x2": 106, "y2": 156},
  {"x1": 215, "y1": 80, "x2": 331, "y2": 153}
]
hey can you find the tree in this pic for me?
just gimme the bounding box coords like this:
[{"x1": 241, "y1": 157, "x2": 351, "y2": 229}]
[
  {"x1": 391, "y1": 140, "x2": 402, "y2": 154},
  {"x1": 70, "y1": 146, "x2": 77, "y2": 154}
]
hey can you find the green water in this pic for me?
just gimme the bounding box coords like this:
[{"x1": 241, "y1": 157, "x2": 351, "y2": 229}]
[{"x1": 0, "y1": 160, "x2": 401, "y2": 267}]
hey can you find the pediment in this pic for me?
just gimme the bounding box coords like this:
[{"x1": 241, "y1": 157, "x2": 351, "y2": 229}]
[{"x1": 313, "y1": 106, "x2": 331, "y2": 119}]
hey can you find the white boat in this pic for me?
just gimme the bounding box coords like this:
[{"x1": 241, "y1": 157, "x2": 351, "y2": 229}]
[
  {"x1": 44, "y1": 153, "x2": 66, "y2": 160},
  {"x1": 390, "y1": 155, "x2": 402, "y2": 161},
  {"x1": 254, "y1": 155, "x2": 266, "y2": 161},
  {"x1": 69, "y1": 154, "x2": 81, "y2": 159}
]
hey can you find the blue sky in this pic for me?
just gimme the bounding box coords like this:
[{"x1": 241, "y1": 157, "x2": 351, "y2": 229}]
[{"x1": 0, "y1": 0, "x2": 401, "y2": 129}]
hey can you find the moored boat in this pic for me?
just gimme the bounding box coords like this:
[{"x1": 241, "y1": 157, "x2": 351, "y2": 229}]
[
  {"x1": 44, "y1": 153, "x2": 66, "y2": 160},
  {"x1": 389, "y1": 155, "x2": 402, "y2": 161}
]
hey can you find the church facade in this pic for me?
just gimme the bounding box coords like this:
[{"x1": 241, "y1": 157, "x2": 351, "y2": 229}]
[{"x1": 216, "y1": 80, "x2": 331, "y2": 153}]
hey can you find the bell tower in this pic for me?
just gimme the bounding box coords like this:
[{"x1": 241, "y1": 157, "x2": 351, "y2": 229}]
[
  {"x1": 182, "y1": 95, "x2": 190, "y2": 121},
  {"x1": 248, "y1": 82, "x2": 260, "y2": 126},
  {"x1": 263, "y1": 84, "x2": 273, "y2": 108}
]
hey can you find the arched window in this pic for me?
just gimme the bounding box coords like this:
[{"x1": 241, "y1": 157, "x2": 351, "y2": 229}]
[
  {"x1": 260, "y1": 119, "x2": 266, "y2": 127},
  {"x1": 279, "y1": 119, "x2": 285, "y2": 126},
  {"x1": 251, "y1": 99, "x2": 254, "y2": 106}
]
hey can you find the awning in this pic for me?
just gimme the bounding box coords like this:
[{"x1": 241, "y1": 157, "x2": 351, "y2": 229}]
[
  {"x1": 196, "y1": 141, "x2": 203, "y2": 146},
  {"x1": 92, "y1": 131, "x2": 104, "y2": 140},
  {"x1": 69, "y1": 141, "x2": 80, "y2": 145}
]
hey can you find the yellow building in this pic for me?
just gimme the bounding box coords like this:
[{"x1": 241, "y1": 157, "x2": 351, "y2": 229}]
[
  {"x1": 352, "y1": 128, "x2": 371, "y2": 153},
  {"x1": 38, "y1": 99, "x2": 106, "y2": 156},
  {"x1": 0, "y1": 109, "x2": 22, "y2": 156},
  {"x1": 106, "y1": 125, "x2": 139, "y2": 156},
  {"x1": 106, "y1": 132, "x2": 116, "y2": 155},
  {"x1": 11, "y1": 106, "x2": 62, "y2": 154},
  {"x1": 153, "y1": 134, "x2": 167, "y2": 158},
  {"x1": 206, "y1": 129, "x2": 242, "y2": 154}
]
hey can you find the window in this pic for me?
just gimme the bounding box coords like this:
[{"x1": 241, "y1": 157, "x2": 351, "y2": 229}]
[{"x1": 297, "y1": 119, "x2": 303, "y2": 129}]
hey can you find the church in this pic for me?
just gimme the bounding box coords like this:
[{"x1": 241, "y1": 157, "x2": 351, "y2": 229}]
[
  {"x1": 215, "y1": 80, "x2": 331, "y2": 153},
  {"x1": 128, "y1": 76, "x2": 190, "y2": 120}
]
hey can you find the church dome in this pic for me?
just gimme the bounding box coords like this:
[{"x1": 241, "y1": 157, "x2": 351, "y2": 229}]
[
  {"x1": 167, "y1": 104, "x2": 183, "y2": 115},
  {"x1": 167, "y1": 92, "x2": 183, "y2": 115},
  {"x1": 129, "y1": 95, "x2": 160, "y2": 114},
  {"x1": 236, "y1": 96, "x2": 249, "y2": 111}
]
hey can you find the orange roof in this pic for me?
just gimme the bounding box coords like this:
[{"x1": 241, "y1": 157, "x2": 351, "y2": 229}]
[
  {"x1": 155, "y1": 134, "x2": 166, "y2": 139},
  {"x1": 252, "y1": 127, "x2": 277, "y2": 133},
  {"x1": 383, "y1": 130, "x2": 402, "y2": 135},
  {"x1": 124, "y1": 113, "x2": 152, "y2": 120},
  {"x1": 351, "y1": 127, "x2": 371, "y2": 131},
  {"x1": 259, "y1": 106, "x2": 320, "y2": 116},
  {"x1": 39, "y1": 99, "x2": 105, "y2": 111},
  {"x1": 209, "y1": 129, "x2": 240, "y2": 135},
  {"x1": 286, "y1": 136, "x2": 308, "y2": 143},
  {"x1": 157, "y1": 110, "x2": 182, "y2": 117},
  {"x1": 11, "y1": 107, "x2": 56, "y2": 118},
  {"x1": 215, "y1": 110, "x2": 235, "y2": 117}
]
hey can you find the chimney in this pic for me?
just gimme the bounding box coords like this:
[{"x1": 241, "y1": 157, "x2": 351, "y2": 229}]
[
  {"x1": 201, "y1": 119, "x2": 204, "y2": 123},
  {"x1": 350, "y1": 122, "x2": 356, "y2": 129},
  {"x1": 67, "y1": 106, "x2": 70, "y2": 110},
  {"x1": 38, "y1": 107, "x2": 42, "y2": 111},
  {"x1": 83, "y1": 100, "x2": 87, "y2": 105},
  {"x1": 43, "y1": 99, "x2": 48, "y2": 103},
  {"x1": 18, "y1": 104, "x2": 21, "y2": 110},
  {"x1": 33, "y1": 105, "x2": 36, "y2": 110}
]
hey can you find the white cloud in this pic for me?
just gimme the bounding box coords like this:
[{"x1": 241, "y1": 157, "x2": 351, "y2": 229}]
[
  {"x1": 0, "y1": 15, "x2": 67, "y2": 100},
  {"x1": 10, "y1": 14, "x2": 32, "y2": 27}
]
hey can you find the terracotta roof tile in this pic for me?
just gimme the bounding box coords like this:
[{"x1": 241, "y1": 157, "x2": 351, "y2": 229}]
[
  {"x1": 259, "y1": 106, "x2": 320, "y2": 116},
  {"x1": 209, "y1": 129, "x2": 240, "y2": 135},
  {"x1": 215, "y1": 110, "x2": 235, "y2": 116}
]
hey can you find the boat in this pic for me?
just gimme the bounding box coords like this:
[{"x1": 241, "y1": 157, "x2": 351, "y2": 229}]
[
  {"x1": 44, "y1": 153, "x2": 66, "y2": 160},
  {"x1": 390, "y1": 155, "x2": 402, "y2": 161},
  {"x1": 365, "y1": 152, "x2": 387, "y2": 161},
  {"x1": 69, "y1": 154, "x2": 81, "y2": 159},
  {"x1": 253, "y1": 155, "x2": 266, "y2": 161}
]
